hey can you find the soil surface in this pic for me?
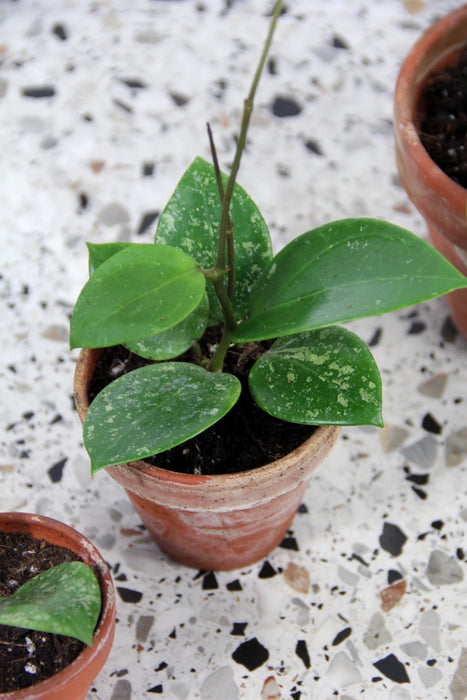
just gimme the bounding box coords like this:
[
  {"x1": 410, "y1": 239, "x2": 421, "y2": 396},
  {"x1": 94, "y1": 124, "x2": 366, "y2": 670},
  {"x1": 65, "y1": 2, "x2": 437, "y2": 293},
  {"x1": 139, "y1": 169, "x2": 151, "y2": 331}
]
[
  {"x1": 0, "y1": 531, "x2": 86, "y2": 693},
  {"x1": 89, "y1": 326, "x2": 315, "y2": 475},
  {"x1": 417, "y1": 48, "x2": 467, "y2": 188}
]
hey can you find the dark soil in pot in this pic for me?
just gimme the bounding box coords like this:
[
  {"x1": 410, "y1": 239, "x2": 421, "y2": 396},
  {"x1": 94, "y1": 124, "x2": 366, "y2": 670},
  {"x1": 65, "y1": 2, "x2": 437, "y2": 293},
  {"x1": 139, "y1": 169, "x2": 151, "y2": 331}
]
[
  {"x1": 0, "y1": 531, "x2": 86, "y2": 693},
  {"x1": 417, "y1": 48, "x2": 467, "y2": 188},
  {"x1": 88, "y1": 326, "x2": 315, "y2": 476}
]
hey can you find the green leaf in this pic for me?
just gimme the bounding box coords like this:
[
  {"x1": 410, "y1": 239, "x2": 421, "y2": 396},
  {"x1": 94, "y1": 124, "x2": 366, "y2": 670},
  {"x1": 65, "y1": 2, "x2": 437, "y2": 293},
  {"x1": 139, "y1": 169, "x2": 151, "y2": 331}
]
[
  {"x1": 70, "y1": 244, "x2": 205, "y2": 349},
  {"x1": 84, "y1": 362, "x2": 241, "y2": 473},
  {"x1": 232, "y1": 218, "x2": 467, "y2": 342},
  {"x1": 0, "y1": 562, "x2": 101, "y2": 646},
  {"x1": 156, "y1": 156, "x2": 273, "y2": 323},
  {"x1": 86, "y1": 241, "x2": 135, "y2": 276},
  {"x1": 249, "y1": 327, "x2": 383, "y2": 426},
  {"x1": 124, "y1": 292, "x2": 209, "y2": 360}
]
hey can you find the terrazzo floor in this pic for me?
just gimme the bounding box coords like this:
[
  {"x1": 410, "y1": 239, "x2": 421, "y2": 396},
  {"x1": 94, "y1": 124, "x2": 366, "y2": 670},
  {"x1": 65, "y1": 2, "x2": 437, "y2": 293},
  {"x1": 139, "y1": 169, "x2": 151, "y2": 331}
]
[{"x1": 1, "y1": 1, "x2": 467, "y2": 698}]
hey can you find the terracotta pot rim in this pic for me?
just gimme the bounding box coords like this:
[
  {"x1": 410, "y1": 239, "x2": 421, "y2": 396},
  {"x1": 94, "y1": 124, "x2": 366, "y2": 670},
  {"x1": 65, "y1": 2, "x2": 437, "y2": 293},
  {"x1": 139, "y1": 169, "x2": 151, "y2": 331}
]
[
  {"x1": 0, "y1": 512, "x2": 115, "y2": 699},
  {"x1": 74, "y1": 347, "x2": 340, "y2": 487},
  {"x1": 110, "y1": 422, "x2": 338, "y2": 482},
  {"x1": 74, "y1": 347, "x2": 341, "y2": 511}
]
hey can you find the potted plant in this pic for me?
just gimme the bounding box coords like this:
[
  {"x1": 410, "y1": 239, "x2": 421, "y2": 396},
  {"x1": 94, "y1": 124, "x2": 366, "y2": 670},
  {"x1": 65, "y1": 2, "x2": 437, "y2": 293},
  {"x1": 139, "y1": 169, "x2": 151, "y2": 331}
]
[
  {"x1": 0, "y1": 512, "x2": 116, "y2": 699},
  {"x1": 394, "y1": 4, "x2": 467, "y2": 341},
  {"x1": 71, "y1": 1, "x2": 466, "y2": 571}
]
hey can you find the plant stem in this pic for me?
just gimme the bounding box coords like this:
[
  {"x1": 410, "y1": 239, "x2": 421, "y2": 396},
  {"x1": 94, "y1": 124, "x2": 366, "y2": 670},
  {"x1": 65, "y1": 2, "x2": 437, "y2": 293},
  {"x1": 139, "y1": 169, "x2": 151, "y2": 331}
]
[{"x1": 208, "y1": 0, "x2": 282, "y2": 372}]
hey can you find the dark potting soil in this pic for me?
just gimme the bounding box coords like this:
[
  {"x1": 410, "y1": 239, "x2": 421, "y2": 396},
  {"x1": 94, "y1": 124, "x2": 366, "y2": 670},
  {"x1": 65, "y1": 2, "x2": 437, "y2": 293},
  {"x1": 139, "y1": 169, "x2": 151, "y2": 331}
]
[
  {"x1": 417, "y1": 48, "x2": 467, "y2": 188},
  {"x1": 88, "y1": 326, "x2": 314, "y2": 475},
  {"x1": 0, "y1": 531, "x2": 86, "y2": 693}
]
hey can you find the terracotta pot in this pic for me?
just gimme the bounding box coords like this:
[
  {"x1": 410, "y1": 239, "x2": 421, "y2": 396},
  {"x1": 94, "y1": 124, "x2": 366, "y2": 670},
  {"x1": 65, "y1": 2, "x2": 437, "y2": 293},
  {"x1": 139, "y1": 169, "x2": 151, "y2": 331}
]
[
  {"x1": 394, "y1": 4, "x2": 467, "y2": 341},
  {"x1": 74, "y1": 348, "x2": 340, "y2": 571},
  {"x1": 0, "y1": 513, "x2": 116, "y2": 700}
]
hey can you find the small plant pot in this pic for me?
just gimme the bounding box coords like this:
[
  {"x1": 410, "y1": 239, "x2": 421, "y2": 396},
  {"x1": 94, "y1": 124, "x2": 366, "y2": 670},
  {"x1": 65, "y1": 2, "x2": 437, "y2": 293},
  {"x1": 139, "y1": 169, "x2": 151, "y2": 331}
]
[
  {"x1": 74, "y1": 348, "x2": 340, "y2": 571},
  {"x1": 0, "y1": 513, "x2": 116, "y2": 700},
  {"x1": 394, "y1": 4, "x2": 467, "y2": 341}
]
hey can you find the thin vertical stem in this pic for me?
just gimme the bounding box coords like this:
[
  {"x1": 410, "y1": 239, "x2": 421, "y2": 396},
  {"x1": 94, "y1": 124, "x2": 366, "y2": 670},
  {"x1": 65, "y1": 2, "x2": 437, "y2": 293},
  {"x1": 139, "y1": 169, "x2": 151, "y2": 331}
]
[{"x1": 208, "y1": 0, "x2": 282, "y2": 372}]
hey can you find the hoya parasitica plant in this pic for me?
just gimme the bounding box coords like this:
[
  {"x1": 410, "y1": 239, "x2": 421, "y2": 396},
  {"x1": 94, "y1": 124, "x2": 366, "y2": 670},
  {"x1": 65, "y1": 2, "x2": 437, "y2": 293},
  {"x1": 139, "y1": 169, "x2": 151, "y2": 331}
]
[
  {"x1": 0, "y1": 561, "x2": 101, "y2": 646},
  {"x1": 70, "y1": 1, "x2": 467, "y2": 476}
]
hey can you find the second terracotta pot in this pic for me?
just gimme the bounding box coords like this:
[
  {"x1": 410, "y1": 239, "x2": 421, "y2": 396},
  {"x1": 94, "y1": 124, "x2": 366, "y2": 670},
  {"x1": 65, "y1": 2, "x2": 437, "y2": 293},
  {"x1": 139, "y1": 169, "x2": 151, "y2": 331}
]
[
  {"x1": 394, "y1": 5, "x2": 467, "y2": 341},
  {"x1": 74, "y1": 348, "x2": 340, "y2": 571},
  {"x1": 0, "y1": 512, "x2": 116, "y2": 700}
]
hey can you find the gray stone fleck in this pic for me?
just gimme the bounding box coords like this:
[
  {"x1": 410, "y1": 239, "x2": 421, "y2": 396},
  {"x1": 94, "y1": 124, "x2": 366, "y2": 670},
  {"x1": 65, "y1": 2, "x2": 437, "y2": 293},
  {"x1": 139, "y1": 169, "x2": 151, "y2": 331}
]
[
  {"x1": 96, "y1": 533, "x2": 116, "y2": 549},
  {"x1": 40, "y1": 136, "x2": 58, "y2": 150},
  {"x1": 460, "y1": 508, "x2": 467, "y2": 522},
  {"x1": 445, "y1": 427, "x2": 467, "y2": 467},
  {"x1": 418, "y1": 665, "x2": 442, "y2": 688},
  {"x1": 363, "y1": 612, "x2": 392, "y2": 650},
  {"x1": 419, "y1": 609, "x2": 441, "y2": 652},
  {"x1": 136, "y1": 614, "x2": 154, "y2": 643},
  {"x1": 97, "y1": 202, "x2": 130, "y2": 226},
  {"x1": 450, "y1": 648, "x2": 467, "y2": 700},
  {"x1": 326, "y1": 651, "x2": 361, "y2": 686},
  {"x1": 123, "y1": 546, "x2": 163, "y2": 576},
  {"x1": 426, "y1": 549, "x2": 464, "y2": 586},
  {"x1": 18, "y1": 116, "x2": 46, "y2": 133},
  {"x1": 110, "y1": 679, "x2": 132, "y2": 700},
  {"x1": 388, "y1": 689, "x2": 411, "y2": 700},
  {"x1": 400, "y1": 435, "x2": 438, "y2": 469},
  {"x1": 134, "y1": 30, "x2": 162, "y2": 44},
  {"x1": 400, "y1": 641, "x2": 427, "y2": 660},
  {"x1": 379, "y1": 425, "x2": 409, "y2": 453},
  {"x1": 418, "y1": 373, "x2": 447, "y2": 398},
  {"x1": 40, "y1": 324, "x2": 68, "y2": 341},
  {"x1": 337, "y1": 565, "x2": 359, "y2": 586},
  {"x1": 171, "y1": 682, "x2": 190, "y2": 700},
  {"x1": 0, "y1": 79, "x2": 8, "y2": 98},
  {"x1": 200, "y1": 666, "x2": 239, "y2": 700}
]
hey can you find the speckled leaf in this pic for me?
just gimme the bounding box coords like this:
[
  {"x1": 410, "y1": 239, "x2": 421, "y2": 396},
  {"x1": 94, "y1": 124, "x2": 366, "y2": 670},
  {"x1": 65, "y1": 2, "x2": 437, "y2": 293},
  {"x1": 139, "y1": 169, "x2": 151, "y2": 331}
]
[
  {"x1": 0, "y1": 562, "x2": 101, "y2": 646},
  {"x1": 70, "y1": 244, "x2": 205, "y2": 349},
  {"x1": 232, "y1": 218, "x2": 467, "y2": 342},
  {"x1": 86, "y1": 241, "x2": 135, "y2": 276},
  {"x1": 84, "y1": 362, "x2": 241, "y2": 473},
  {"x1": 124, "y1": 292, "x2": 209, "y2": 360},
  {"x1": 249, "y1": 326, "x2": 383, "y2": 426},
  {"x1": 156, "y1": 156, "x2": 273, "y2": 323}
]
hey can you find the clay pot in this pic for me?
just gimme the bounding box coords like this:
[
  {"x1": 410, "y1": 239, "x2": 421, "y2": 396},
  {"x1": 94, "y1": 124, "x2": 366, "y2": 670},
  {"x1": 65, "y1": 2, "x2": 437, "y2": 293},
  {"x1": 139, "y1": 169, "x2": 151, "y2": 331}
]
[
  {"x1": 394, "y1": 4, "x2": 467, "y2": 341},
  {"x1": 74, "y1": 348, "x2": 340, "y2": 571},
  {"x1": 0, "y1": 512, "x2": 116, "y2": 700}
]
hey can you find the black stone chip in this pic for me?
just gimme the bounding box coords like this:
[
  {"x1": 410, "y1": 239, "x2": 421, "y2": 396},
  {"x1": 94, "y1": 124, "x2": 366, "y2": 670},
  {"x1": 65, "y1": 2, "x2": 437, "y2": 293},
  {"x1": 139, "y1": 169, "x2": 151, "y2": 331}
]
[
  {"x1": 202, "y1": 572, "x2": 219, "y2": 590},
  {"x1": 379, "y1": 522, "x2": 407, "y2": 557},
  {"x1": 48, "y1": 457, "x2": 67, "y2": 483},
  {"x1": 373, "y1": 654, "x2": 410, "y2": 684},
  {"x1": 295, "y1": 639, "x2": 311, "y2": 668},
  {"x1": 226, "y1": 579, "x2": 243, "y2": 591},
  {"x1": 272, "y1": 96, "x2": 302, "y2": 117},
  {"x1": 422, "y1": 413, "x2": 442, "y2": 435},
  {"x1": 117, "y1": 586, "x2": 143, "y2": 603},
  {"x1": 137, "y1": 211, "x2": 159, "y2": 235},
  {"x1": 258, "y1": 560, "x2": 277, "y2": 578},
  {"x1": 22, "y1": 86, "x2": 56, "y2": 98},
  {"x1": 332, "y1": 627, "x2": 352, "y2": 646},
  {"x1": 232, "y1": 638, "x2": 269, "y2": 670}
]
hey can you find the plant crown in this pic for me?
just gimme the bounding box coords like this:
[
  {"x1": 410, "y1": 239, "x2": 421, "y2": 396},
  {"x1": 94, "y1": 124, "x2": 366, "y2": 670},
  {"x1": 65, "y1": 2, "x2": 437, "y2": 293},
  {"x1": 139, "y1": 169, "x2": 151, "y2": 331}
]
[{"x1": 70, "y1": 1, "x2": 467, "y2": 474}]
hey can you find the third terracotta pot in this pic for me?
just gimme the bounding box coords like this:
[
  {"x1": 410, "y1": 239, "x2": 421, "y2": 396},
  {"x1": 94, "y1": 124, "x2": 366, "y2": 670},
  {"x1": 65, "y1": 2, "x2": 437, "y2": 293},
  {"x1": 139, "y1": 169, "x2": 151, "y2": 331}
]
[
  {"x1": 394, "y1": 4, "x2": 467, "y2": 341},
  {"x1": 74, "y1": 348, "x2": 340, "y2": 571}
]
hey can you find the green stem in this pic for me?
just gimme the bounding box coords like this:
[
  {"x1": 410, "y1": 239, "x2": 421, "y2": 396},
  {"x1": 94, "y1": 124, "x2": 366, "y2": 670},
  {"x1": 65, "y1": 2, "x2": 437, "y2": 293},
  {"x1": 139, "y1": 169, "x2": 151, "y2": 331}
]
[{"x1": 209, "y1": 0, "x2": 282, "y2": 372}]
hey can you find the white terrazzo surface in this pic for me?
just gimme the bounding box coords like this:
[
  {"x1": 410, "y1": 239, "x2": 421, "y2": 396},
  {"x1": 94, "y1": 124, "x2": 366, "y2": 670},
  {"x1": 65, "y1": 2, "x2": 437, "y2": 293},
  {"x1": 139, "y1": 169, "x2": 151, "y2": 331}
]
[{"x1": 1, "y1": 1, "x2": 467, "y2": 698}]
